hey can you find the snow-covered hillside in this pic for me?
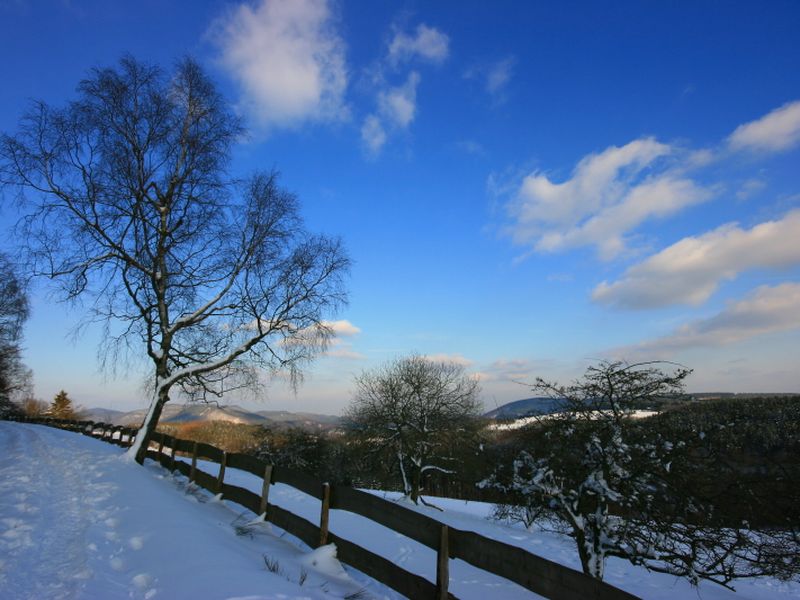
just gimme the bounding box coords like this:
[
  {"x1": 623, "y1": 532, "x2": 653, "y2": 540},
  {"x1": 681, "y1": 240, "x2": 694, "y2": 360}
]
[{"x1": 1, "y1": 421, "x2": 799, "y2": 600}]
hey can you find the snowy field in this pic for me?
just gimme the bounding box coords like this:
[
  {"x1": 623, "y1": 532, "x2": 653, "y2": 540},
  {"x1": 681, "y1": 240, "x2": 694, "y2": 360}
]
[{"x1": 1, "y1": 421, "x2": 799, "y2": 600}]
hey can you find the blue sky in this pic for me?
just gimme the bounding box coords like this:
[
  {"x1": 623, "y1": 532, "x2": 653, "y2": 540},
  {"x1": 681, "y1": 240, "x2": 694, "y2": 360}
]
[{"x1": 1, "y1": 0, "x2": 799, "y2": 414}]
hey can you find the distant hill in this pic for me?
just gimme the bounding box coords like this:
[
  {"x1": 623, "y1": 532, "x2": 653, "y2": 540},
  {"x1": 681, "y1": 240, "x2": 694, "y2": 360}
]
[
  {"x1": 484, "y1": 397, "x2": 564, "y2": 420},
  {"x1": 255, "y1": 410, "x2": 341, "y2": 430},
  {"x1": 80, "y1": 404, "x2": 341, "y2": 430},
  {"x1": 165, "y1": 404, "x2": 270, "y2": 425},
  {"x1": 79, "y1": 407, "x2": 127, "y2": 424},
  {"x1": 485, "y1": 392, "x2": 799, "y2": 422}
]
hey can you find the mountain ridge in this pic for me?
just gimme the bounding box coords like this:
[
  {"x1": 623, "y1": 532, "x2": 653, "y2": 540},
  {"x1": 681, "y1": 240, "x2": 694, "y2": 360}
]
[{"x1": 80, "y1": 403, "x2": 341, "y2": 430}]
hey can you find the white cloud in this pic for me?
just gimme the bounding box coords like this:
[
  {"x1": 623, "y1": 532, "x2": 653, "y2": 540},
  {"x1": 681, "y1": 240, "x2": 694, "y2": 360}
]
[
  {"x1": 619, "y1": 283, "x2": 800, "y2": 357},
  {"x1": 276, "y1": 319, "x2": 360, "y2": 347},
  {"x1": 424, "y1": 353, "x2": 474, "y2": 367},
  {"x1": 388, "y1": 23, "x2": 449, "y2": 65},
  {"x1": 486, "y1": 57, "x2": 514, "y2": 95},
  {"x1": 360, "y1": 115, "x2": 386, "y2": 154},
  {"x1": 728, "y1": 100, "x2": 800, "y2": 154},
  {"x1": 323, "y1": 320, "x2": 361, "y2": 337},
  {"x1": 378, "y1": 72, "x2": 420, "y2": 127},
  {"x1": 735, "y1": 178, "x2": 766, "y2": 200},
  {"x1": 211, "y1": 0, "x2": 348, "y2": 130},
  {"x1": 325, "y1": 347, "x2": 366, "y2": 360},
  {"x1": 478, "y1": 359, "x2": 546, "y2": 383},
  {"x1": 465, "y1": 56, "x2": 515, "y2": 100},
  {"x1": 507, "y1": 138, "x2": 713, "y2": 259},
  {"x1": 323, "y1": 320, "x2": 362, "y2": 359},
  {"x1": 593, "y1": 209, "x2": 800, "y2": 309},
  {"x1": 361, "y1": 72, "x2": 420, "y2": 155}
]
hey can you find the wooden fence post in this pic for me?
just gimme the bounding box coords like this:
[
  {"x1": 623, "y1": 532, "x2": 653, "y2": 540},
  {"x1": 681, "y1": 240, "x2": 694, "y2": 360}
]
[
  {"x1": 157, "y1": 436, "x2": 164, "y2": 457},
  {"x1": 319, "y1": 483, "x2": 331, "y2": 547},
  {"x1": 436, "y1": 524, "x2": 449, "y2": 600},
  {"x1": 216, "y1": 452, "x2": 227, "y2": 495},
  {"x1": 169, "y1": 443, "x2": 176, "y2": 471},
  {"x1": 190, "y1": 441, "x2": 198, "y2": 482},
  {"x1": 259, "y1": 464, "x2": 273, "y2": 517}
]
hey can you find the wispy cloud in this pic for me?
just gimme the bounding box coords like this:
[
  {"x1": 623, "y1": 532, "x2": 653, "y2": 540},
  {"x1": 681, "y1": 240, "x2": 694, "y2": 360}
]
[
  {"x1": 615, "y1": 283, "x2": 800, "y2": 358},
  {"x1": 593, "y1": 209, "x2": 800, "y2": 309},
  {"x1": 424, "y1": 353, "x2": 474, "y2": 367},
  {"x1": 210, "y1": 0, "x2": 348, "y2": 130},
  {"x1": 360, "y1": 22, "x2": 448, "y2": 156},
  {"x1": 360, "y1": 115, "x2": 386, "y2": 154},
  {"x1": 323, "y1": 320, "x2": 361, "y2": 337},
  {"x1": 464, "y1": 56, "x2": 515, "y2": 101},
  {"x1": 476, "y1": 358, "x2": 552, "y2": 383},
  {"x1": 325, "y1": 347, "x2": 366, "y2": 360},
  {"x1": 378, "y1": 71, "x2": 420, "y2": 127},
  {"x1": 321, "y1": 320, "x2": 365, "y2": 360},
  {"x1": 361, "y1": 72, "x2": 420, "y2": 155},
  {"x1": 735, "y1": 178, "x2": 766, "y2": 200},
  {"x1": 454, "y1": 140, "x2": 486, "y2": 156},
  {"x1": 728, "y1": 100, "x2": 800, "y2": 154},
  {"x1": 387, "y1": 23, "x2": 450, "y2": 66},
  {"x1": 506, "y1": 138, "x2": 713, "y2": 259}
]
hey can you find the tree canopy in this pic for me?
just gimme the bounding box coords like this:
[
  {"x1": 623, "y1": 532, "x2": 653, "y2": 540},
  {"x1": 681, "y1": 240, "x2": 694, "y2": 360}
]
[
  {"x1": 0, "y1": 56, "x2": 350, "y2": 460},
  {"x1": 0, "y1": 253, "x2": 29, "y2": 417},
  {"x1": 345, "y1": 354, "x2": 482, "y2": 503}
]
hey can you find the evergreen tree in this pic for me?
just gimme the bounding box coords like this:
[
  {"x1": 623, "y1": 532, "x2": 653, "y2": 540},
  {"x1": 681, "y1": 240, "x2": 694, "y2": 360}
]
[{"x1": 49, "y1": 390, "x2": 75, "y2": 420}]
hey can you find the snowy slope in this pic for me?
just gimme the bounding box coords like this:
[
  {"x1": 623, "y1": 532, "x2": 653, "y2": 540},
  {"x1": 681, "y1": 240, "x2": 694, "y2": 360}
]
[
  {"x1": 214, "y1": 463, "x2": 800, "y2": 600},
  {"x1": 0, "y1": 422, "x2": 376, "y2": 600},
  {"x1": 2, "y1": 421, "x2": 799, "y2": 600}
]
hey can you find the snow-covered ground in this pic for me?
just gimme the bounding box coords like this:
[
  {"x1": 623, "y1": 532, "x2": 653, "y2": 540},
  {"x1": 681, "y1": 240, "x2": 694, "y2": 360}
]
[
  {"x1": 2, "y1": 421, "x2": 799, "y2": 600},
  {"x1": 0, "y1": 422, "x2": 372, "y2": 600}
]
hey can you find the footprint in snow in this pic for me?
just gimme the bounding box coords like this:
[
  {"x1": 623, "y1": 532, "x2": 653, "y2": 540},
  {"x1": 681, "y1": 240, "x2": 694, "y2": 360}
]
[
  {"x1": 15, "y1": 502, "x2": 37, "y2": 514},
  {"x1": 132, "y1": 572, "x2": 158, "y2": 599},
  {"x1": 129, "y1": 536, "x2": 145, "y2": 550}
]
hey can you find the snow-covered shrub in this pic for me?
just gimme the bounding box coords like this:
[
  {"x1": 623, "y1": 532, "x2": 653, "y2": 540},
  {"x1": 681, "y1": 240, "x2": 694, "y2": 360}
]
[{"x1": 482, "y1": 361, "x2": 800, "y2": 588}]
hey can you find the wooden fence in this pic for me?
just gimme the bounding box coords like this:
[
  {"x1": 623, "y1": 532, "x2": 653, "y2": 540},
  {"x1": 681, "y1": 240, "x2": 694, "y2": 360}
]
[{"x1": 9, "y1": 416, "x2": 640, "y2": 600}]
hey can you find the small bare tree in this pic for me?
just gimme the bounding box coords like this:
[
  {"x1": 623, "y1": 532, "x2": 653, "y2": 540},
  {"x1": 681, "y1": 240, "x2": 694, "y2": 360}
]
[
  {"x1": 345, "y1": 354, "x2": 482, "y2": 504},
  {"x1": 0, "y1": 56, "x2": 349, "y2": 461}
]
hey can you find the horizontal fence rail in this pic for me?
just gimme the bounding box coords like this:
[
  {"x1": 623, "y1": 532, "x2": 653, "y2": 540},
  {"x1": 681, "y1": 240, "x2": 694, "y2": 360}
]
[{"x1": 7, "y1": 415, "x2": 639, "y2": 600}]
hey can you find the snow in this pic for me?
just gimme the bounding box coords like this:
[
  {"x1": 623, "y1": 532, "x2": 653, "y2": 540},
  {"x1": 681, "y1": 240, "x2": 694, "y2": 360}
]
[
  {"x1": 0, "y1": 422, "x2": 372, "y2": 600},
  {"x1": 489, "y1": 410, "x2": 659, "y2": 431},
  {"x1": 2, "y1": 421, "x2": 799, "y2": 600}
]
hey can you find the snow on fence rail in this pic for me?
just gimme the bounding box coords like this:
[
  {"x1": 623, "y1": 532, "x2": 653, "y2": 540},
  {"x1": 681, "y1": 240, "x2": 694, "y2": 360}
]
[{"x1": 9, "y1": 415, "x2": 640, "y2": 600}]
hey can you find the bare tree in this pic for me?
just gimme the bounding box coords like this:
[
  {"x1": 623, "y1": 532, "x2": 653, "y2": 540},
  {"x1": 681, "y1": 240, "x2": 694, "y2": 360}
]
[
  {"x1": 18, "y1": 396, "x2": 49, "y2": 418},
  {"x1": 0, "y1": 252, "x2": 30, "y2": 417},
  {"x1": 345, "y1": 354, "x2": 482, "y2": 504},
  {"x1": 0, "y1": 56, "x2": 349, "y2": 461}
]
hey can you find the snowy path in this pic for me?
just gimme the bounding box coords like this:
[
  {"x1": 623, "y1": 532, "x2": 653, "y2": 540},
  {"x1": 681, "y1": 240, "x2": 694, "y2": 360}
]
[
  {"x1": 0, "y1": 422, "x2": 375, "y2": 600},
  {"x1": 0, "y1": 423, "x2": 101, "y2": 598}
]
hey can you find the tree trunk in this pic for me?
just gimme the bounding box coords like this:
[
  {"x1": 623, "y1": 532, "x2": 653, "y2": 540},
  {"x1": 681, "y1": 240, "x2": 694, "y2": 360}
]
[
  {"x1": 132, "y1": 387, "x2": 169, "y2": 464},
  {"x1": 410, "y1": 466, "x2": 421, "y2": 504}
]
